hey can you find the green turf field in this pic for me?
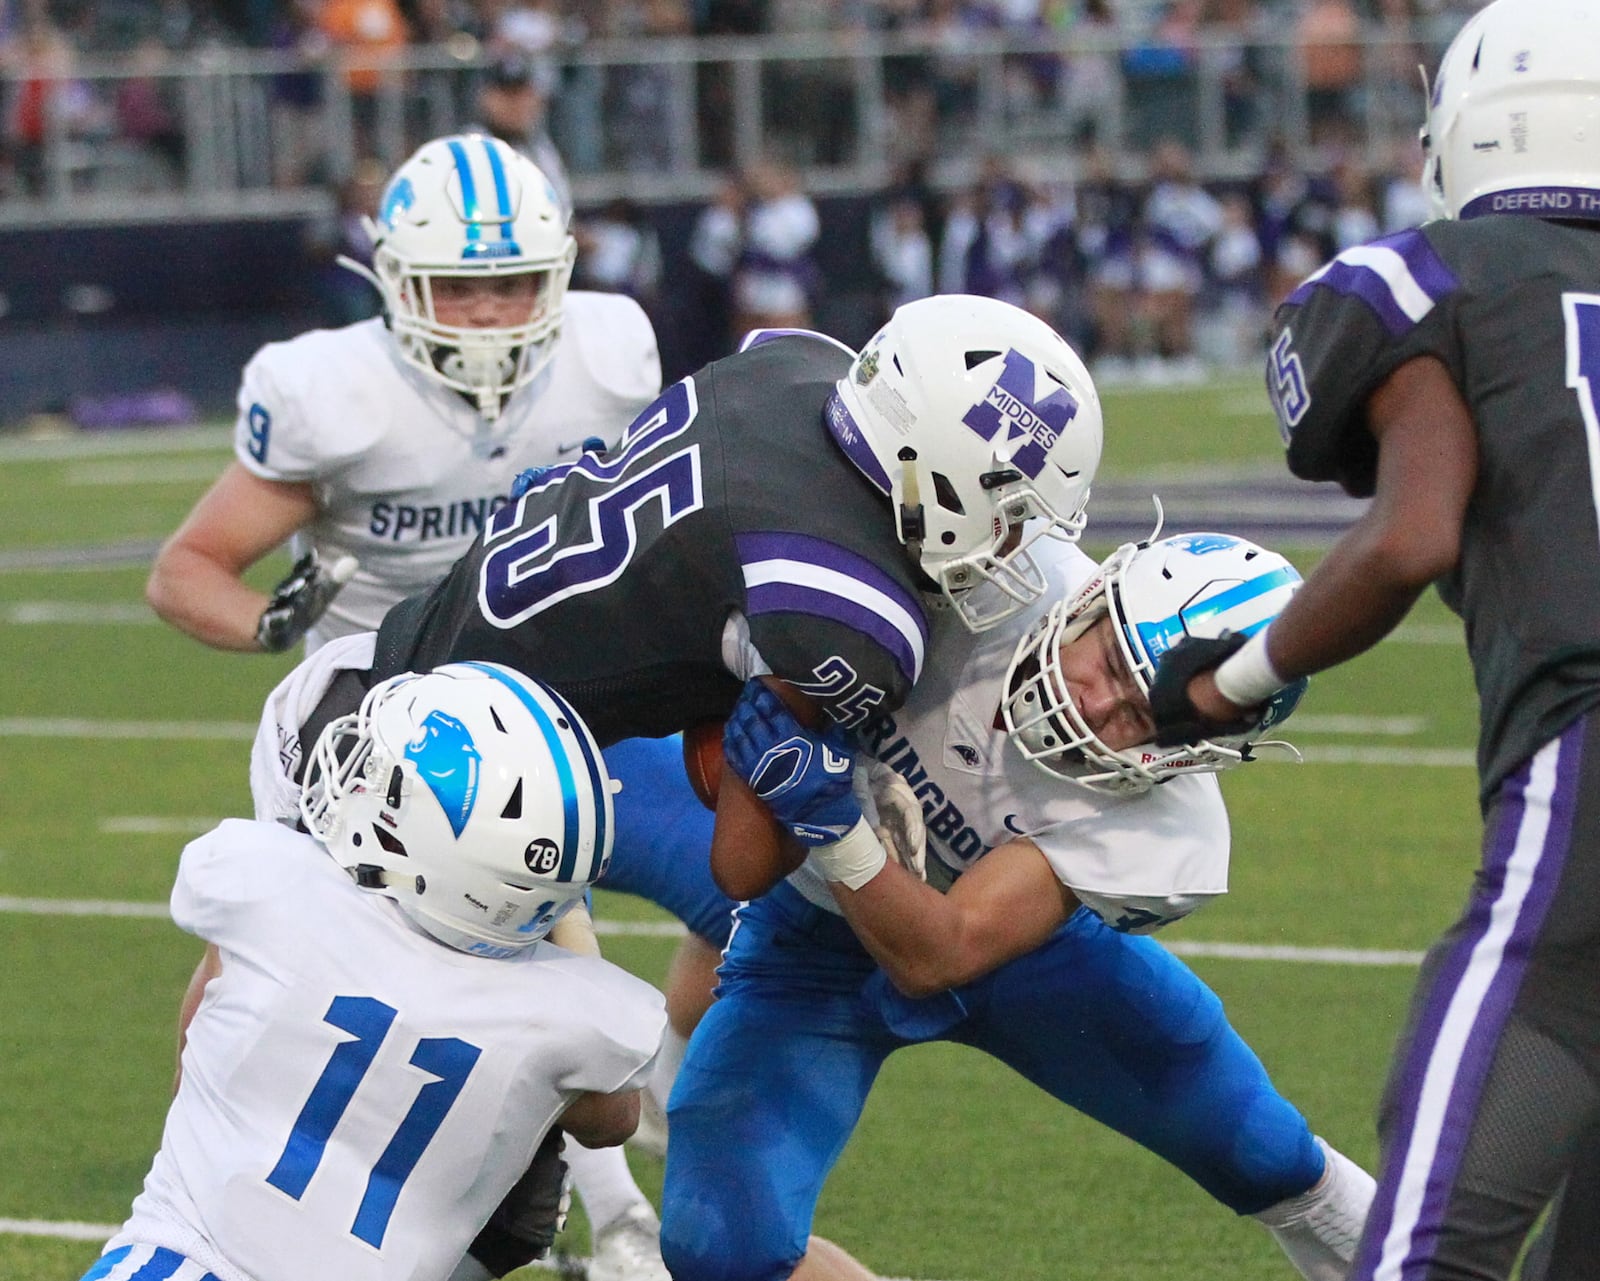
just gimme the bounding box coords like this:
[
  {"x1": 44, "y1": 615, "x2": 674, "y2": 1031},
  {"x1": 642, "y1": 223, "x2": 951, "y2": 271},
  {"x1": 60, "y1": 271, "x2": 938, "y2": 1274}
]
[{"x1": 0, "y1": 382, "x2": 1483, "y2": 1281}]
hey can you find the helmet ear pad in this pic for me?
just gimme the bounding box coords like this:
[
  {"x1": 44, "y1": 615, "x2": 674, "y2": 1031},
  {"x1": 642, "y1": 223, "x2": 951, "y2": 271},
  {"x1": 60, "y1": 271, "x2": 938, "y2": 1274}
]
[
  {"x1": 826, "y1": 295, "x2": 1104, "y2": 631},
  {"x1": 363, "y1": 133, "x2": 576, "y2": 417}
]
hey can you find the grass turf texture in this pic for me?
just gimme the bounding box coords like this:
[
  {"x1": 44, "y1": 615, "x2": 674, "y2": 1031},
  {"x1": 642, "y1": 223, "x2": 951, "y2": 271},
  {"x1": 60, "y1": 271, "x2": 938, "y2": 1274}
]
[{"x1": 0, "y1": 382, "x2": 1481, "y2": 1280}]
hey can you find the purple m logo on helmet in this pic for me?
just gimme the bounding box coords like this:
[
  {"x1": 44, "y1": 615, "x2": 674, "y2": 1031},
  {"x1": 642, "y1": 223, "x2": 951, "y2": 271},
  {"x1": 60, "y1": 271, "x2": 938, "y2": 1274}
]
[{"x1": 960, "y1": 349, "x2": 1081, "y2": 480}]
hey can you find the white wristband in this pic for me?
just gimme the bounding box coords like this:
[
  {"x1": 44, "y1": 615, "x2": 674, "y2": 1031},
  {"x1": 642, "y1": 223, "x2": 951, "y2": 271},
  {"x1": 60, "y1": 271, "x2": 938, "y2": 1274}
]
[
  {"x1": 812, "y1": 818, "x2": 889, "y2": 890},
  {"x1": 1213, "y1": 629, "x2": 1288, "y2": 708}
]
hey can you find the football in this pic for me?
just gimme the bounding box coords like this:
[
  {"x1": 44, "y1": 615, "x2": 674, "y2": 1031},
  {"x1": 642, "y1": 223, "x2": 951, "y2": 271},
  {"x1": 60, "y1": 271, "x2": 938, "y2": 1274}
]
[{"x1": 683, "y1": 719, "x2": 726, "y2": 810}]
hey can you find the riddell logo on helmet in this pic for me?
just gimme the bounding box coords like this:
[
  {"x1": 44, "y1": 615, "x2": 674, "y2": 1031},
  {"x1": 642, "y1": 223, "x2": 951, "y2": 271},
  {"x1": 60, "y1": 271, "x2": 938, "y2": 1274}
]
[{"x1": 1142, "y1": 752, "x2": 1200, "y2": 768}]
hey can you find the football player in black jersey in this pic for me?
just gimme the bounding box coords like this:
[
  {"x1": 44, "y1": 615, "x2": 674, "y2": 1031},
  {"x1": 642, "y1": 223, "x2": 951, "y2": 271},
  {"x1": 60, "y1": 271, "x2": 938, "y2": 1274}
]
[
  {"x1": 359, "y1": 294, "x2": 1104, "y2": 901},
  {"x1": 1148, "y1": 3, "x2": 1600, "y2": 1277}
]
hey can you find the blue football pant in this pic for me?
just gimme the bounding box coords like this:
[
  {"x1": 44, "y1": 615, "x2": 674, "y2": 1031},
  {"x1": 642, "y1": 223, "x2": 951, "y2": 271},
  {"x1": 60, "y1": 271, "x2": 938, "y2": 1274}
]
[
  {"x1": 597, "y1": 735, "x2": 736, "y2": 948},
  {"x1": 660, "y1": 882, "x2": 1324, "y2": 1281}
]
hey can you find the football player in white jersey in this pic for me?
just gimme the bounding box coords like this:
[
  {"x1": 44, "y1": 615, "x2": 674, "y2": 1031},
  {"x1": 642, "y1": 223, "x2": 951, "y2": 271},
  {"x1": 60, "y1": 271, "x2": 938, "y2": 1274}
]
[
  {"x1": 145, "y1": 132, "x2": 679, "y2": 1281},
  {"x1": 80, "y1": 662, "x2": 665, "y2": 1281},
  {"x1": 661, "y1": 531, "x2": 1375, "y2": 1281},
  {"x1": 145, "y1": 132, "x2": 658, "y2": 655}
]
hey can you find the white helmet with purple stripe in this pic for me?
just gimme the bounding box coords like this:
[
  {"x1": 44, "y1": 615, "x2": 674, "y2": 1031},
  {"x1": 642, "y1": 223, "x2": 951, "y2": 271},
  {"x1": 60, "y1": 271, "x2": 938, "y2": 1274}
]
[
  {"x1": 351, "y1": 133, "x2": 576, "y2": 419},
  {"x1": 301, "y1": 661, "x2": 614, "y2": 957},
  {"x1": 1422, "y1": 0, "x2": 1600, "y2": 222},
  {"x1": 826, "y1": 294, "x2": 1103, "y2": 632},
  {"x1": 1002, "y1": 532, "x2": 1307, "y2": 794}
]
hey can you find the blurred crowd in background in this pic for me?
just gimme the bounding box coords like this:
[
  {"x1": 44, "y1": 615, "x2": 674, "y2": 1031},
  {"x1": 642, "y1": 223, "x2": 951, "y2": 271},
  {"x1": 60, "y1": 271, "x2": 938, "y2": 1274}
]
[{"x1": 0, "y1": 0, "x2": 1471, "y2": 381}]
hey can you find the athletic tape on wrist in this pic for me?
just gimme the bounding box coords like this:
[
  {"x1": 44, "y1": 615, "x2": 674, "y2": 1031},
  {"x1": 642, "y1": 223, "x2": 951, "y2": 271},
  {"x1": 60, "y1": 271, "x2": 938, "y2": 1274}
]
[
  {"x1": 1214, "y1": 629, "x2": 1288, "y2": 707},
  {"x1": 814, "y1": 818, "x2": 889, "y2": 890}
]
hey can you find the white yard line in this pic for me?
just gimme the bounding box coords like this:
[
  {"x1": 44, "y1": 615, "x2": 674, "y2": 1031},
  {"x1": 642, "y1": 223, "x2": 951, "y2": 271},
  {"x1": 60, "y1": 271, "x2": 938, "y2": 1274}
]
[
  {"x1": 2, "y1": 718, "x2": 1477, "y2": 765},
  {"x1": 0, "y1": 895, "x2": 1421, "y2": 963},
  {"x1": 2, "y1": 602, "x2": 158, "y2": 624},
  {"x1": 64, "y1": 459, "x2": 227, "y2": 486},
  {"x1": 0, "y1": 718, "x2": 256, "y2": 740}
]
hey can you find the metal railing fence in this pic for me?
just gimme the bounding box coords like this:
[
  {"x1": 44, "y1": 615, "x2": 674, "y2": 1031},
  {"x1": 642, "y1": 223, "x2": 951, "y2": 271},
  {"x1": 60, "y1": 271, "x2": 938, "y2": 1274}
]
[{"x1": 0, "y1": 22, "x2": 1451, "y2": 226}]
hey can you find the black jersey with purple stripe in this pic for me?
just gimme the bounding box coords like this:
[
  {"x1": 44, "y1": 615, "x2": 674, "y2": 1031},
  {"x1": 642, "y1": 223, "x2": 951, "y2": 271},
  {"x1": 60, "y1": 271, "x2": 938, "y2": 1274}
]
[
  {"x1": 1266, "y1": 216, "x2": 1600, "y2": 798},
  {"x1": 372, "y1": 330, "x2": 930, "y2": 746}
]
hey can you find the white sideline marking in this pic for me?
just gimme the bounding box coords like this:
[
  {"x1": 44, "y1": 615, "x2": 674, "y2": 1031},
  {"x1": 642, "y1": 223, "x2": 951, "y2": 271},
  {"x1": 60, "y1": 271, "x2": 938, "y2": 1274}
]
[
  {"x1": 0, "y1": 426, "x2": 230, "y2": 462},
  {"x1": 0, "y1": 896, "x2": 1421, "y2": 963},
  {"x1": 3, "y1": 601, "x2": 157, "y2": 625},
  {"x1": 0, "y1": 1217, "x2": 121, "y2": 1241},
  {"x1": 1391, "y1": 623, "x2": 1463, "y2": 645},
  {"x1": 1170, "y1": 941, "x2": 1424, "y2": 966},
  {"x1": 1300, "y1": 746, "x2": 1475, "y2": 768},
  {"x1": 0, "y1": 896, "x2": 689, "y2": 935}
]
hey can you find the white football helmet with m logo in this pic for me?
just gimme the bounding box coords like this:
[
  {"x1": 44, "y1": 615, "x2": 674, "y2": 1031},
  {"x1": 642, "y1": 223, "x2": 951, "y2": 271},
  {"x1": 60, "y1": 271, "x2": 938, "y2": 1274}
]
[{"x1": 826, "y1": 294, "x2": 1103, "y2": 632}]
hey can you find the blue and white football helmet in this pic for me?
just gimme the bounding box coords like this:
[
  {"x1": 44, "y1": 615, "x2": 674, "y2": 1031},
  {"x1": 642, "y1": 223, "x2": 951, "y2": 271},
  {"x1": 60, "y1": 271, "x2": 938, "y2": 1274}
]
[
  {"x1": 1001, "y1": 532, "x2": 1307, "y2": 794},
  {"x1": 301, "y1": 661, "x2": 614, "y2": 957},
  {"x1": 826, "y1": 295, "x2": 1104, "y2": 632},
  {"x1": 1422, "y1": 0, "x2": 1600, "y2": 222},
  {"x1": 348, "y1": 133, "x2": 576, "y2": 418}
]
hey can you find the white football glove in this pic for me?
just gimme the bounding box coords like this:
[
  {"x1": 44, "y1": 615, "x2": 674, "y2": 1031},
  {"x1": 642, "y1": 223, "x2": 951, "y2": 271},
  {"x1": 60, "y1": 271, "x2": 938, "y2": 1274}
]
[
  {"x1": 255, "y1": 550, "x2": 359, "y2": 653},
  {"x1": 861, "y1": 758, "x2": 927, "y2": 882}
]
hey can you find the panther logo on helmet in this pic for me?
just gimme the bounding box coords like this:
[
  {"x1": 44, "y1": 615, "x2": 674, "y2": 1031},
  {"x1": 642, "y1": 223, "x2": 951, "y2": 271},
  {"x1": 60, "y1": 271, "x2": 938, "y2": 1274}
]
[{"x1": 301, "y1": 662, "x2": 614, "y2": 956}]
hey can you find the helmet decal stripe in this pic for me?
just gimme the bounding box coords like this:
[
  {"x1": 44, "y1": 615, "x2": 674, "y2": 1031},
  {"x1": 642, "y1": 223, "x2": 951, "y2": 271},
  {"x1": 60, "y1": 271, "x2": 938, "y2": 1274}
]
[
  {"x1": 738, "y1": 531, "x2": 928, "y2": 683},
  {"x1": 445, "y1": 138, "x2": 484, "y2": 257},
  {"x1": 1133, "y1": 565, "x2": 1301, "y2": 663},
  {"x1": 456, "y1": 663, "x2": 597, "y2": 883},
  {"x1": 1287, "y1": 231, "x2": 1459, "y2": 338},
  {"x1": 535, "y1": 680, "x2": 609, "y2": 880},
  {"x1": 480, "y1": 136, "x2": 522, "y2": 254},
  {"x1": 823, "y1": 390, "x2": 893, "y2": 494}
]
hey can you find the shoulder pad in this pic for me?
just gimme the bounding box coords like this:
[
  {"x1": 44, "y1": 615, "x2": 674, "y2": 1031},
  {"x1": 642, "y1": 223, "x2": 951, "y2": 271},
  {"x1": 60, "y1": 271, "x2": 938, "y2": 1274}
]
[
  {"x1": 562, "y1": 291, "x2": 662, "y2": 404},
  {"x1": 1268, "y1": 227, "x2": 1462, "y2": 497},
  {"x1": 235, "y1": 321, "x2": 392, "y2": 479}
]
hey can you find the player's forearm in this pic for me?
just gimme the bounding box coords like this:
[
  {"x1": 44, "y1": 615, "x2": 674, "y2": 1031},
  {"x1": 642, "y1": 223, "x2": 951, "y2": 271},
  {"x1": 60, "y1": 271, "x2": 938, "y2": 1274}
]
[
  {"x1": 146, "y1": 544, "x2": 272, "y2": 651},
  {"x1": 829, "y1": 864, "x2": 986, "y2": 998},
  {"x1": 709, "y1": 771, "x2": 806, "y2": 900},
  {"x1": 560, "y1": 1088, "x2": 642, "y2": 1149}
]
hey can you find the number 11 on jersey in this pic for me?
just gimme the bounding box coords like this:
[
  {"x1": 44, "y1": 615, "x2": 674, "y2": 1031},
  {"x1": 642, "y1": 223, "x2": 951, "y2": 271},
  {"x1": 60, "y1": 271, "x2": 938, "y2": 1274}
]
[{"x1": 266, "y1": 995, "x2": 482, "y2": 1248}]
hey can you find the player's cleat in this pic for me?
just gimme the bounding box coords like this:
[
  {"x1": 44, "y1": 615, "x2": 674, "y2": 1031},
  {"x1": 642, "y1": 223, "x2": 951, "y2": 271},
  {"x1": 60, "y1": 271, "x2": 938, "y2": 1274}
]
[
  {"x1": 587, "y1": 1204, "x2": 670, "y2": 1281},
  {"x1": 627, "y1": 1088, "x2": 669, "y2": 1160}
]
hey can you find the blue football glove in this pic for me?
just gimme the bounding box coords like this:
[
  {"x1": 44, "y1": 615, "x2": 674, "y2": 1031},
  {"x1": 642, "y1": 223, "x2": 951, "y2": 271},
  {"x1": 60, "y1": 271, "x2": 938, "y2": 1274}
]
[{"x1": 723, "y1": 681, "x2": 862, "y2": 847}]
